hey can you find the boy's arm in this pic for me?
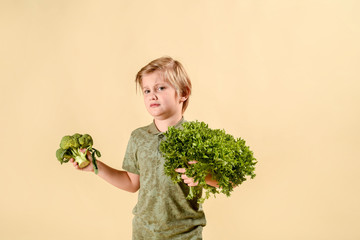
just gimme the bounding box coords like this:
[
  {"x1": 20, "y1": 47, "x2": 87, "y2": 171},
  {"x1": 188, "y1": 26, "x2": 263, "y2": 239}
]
[
  {"x1": 71, "y1": 154, "x2": 140, "y2": 193},
  {"x1": 96, "y1": 160, "x2": 140, "y2": 193},
  {"x1": 204, "y1": 174, "x2": 219, "y2": 188}
]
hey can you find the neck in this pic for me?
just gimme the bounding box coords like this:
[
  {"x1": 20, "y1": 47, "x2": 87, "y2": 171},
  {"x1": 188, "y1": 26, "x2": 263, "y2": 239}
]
[{"x1": 154, "y1": 114, "x2": 183, "y2": 132}]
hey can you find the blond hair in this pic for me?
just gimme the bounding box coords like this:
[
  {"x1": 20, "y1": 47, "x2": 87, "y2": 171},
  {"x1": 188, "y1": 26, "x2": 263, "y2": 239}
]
[{"x1": 135, "y1": 56, "x2": 192, "y2": 113}]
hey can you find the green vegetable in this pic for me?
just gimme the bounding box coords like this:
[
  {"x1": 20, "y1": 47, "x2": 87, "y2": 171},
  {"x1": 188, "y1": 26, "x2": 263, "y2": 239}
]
[
  {"x1": 56, "y1": 133, "x2": 101, "y2": 174},
  {"x1": 160, "y1": 121, "x2": 257, "y2": 203}
]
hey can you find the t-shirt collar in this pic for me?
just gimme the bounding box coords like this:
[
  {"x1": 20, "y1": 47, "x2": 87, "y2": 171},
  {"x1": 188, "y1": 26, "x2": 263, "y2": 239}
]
[{"x1": 148, "y1": 117, "x2": 185, "y2": 135}]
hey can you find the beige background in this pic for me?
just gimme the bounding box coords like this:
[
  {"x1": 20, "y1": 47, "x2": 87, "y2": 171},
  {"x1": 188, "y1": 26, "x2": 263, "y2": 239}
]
[{"x1": 1, "y1": 1, "x2": 359, "y2": 239}]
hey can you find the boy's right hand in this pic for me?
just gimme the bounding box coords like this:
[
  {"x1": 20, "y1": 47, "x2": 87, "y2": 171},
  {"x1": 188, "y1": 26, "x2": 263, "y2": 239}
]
[{"x1": 70, "y1": 149, "x2": 95, "y2": 172}]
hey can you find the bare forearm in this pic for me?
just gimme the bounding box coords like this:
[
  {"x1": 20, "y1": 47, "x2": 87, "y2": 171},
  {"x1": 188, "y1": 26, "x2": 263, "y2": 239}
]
[
  {"x1": 96, "y1": 161, "x2": 139, "y2": 193},
  {"x1": 205, "y1": 174, "x2": 219, "y2": 188}
]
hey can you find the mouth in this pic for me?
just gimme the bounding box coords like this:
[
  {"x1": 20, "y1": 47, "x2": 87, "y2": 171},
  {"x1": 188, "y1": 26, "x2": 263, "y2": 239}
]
[{"x1": 150, "y1": 103, "x2": 160, "y2": 108}]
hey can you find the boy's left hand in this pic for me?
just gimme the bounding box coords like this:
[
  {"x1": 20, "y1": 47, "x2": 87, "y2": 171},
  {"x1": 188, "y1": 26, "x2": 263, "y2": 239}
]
[
  {"x1": 175, "y1": 160, "x2": 220, "y2": 188},
  {"x1": 175, "y1": 161, "x2": 199, "y2": 187}
]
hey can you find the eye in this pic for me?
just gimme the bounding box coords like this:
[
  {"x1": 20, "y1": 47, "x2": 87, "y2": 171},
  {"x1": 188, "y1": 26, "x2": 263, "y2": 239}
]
[
  {"x1": 144, "y1": 89, "x2": 150, "y2": 94},
  {"x1": 158, "y1": 86, "x2": 165, "y2": 91}
]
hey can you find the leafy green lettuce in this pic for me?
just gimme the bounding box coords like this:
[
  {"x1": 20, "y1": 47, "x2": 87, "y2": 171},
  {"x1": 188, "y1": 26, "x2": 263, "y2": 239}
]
[{"x1": 160, "y1": 121, "x2": 257, "y2": 203}]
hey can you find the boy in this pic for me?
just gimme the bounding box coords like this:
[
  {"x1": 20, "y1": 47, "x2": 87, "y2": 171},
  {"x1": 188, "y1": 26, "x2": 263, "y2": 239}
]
[{"x1": 71, "y1": 56, "x2": 217, "y2": 239}]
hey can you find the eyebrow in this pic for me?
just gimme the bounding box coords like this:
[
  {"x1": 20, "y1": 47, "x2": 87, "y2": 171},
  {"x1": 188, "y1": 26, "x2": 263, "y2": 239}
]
[{"x1": 142, "y1": 82, "x2": 169, "y2": 89}]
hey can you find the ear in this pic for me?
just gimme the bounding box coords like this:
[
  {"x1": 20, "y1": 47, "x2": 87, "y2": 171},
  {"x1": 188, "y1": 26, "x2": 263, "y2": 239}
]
[
  {"x1": 179, "y1": 96, "x2": 187, "y2": 102},
  {"x1": 179, "y1": 90, "x2": 190, "y2": 103},
  {"x1": 179, "y1": 87, "x2": 190, "y2": 103}
]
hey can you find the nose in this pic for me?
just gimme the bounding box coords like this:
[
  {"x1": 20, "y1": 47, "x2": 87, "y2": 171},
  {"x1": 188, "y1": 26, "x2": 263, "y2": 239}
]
[{"x1": 150, "y1": 93, "x2": 158, "y2": 100}]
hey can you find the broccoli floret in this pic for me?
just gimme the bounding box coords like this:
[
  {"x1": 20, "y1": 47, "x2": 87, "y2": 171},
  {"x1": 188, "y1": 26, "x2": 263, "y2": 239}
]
[
  {"x1": 56, "y1": 148, "x2": 68, "y2": 164},
  {"x1": 79, "y1": 134, "x2": 93, "y2": 148},
  {"x1": 60, "y1": 135, "x2": 80, "y2": 149},
  {"x1": 56, "y1": 133, "x2": 101, "y2": 173},
  {"x1": 72, "y1": 133, "x2": 82, "y2": 139}
]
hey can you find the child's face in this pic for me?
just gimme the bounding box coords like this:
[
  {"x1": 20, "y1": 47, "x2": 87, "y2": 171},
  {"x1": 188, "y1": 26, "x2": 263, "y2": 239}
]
[{"x1": 141, "y1": 71, "x2": 185, "y2": 120}]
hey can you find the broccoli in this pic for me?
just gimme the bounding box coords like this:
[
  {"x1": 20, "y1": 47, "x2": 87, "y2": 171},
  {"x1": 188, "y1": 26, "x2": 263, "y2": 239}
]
[{"x1": 56, "y1": 133, "x2": 101, "y2": 174}]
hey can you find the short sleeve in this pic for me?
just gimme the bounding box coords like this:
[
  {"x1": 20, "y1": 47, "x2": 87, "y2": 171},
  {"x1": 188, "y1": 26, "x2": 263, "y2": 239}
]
[{"x1": 122, "y1": 132, "x2": 140, "y2": 175}]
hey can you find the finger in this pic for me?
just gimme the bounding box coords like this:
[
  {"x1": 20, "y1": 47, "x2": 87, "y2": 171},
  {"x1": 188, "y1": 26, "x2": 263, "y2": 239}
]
[
  {"x1": 183, "y1": 176, "x2": 194, "y2": 183},
  {"x1": 175, "y1": 168, "x2": 186, "y2": 173},
  {"x1": 71, "y1": 159, "x2": 79, "y2": 168},
  {"x1": 188, "y1": 182, "x2": 199, "y2": 187},
  {"x1": 183, "y1": 176, "x2": 192, "y2": 183},
  {"x1": 181, "y1": 174, "x2": 188, "y2": 180},
  {"x1": 188, "y1": 160, "x2": 198, "y2": 165},
  {"x1": 184, "y1": 177, "x2": 198, "y2": 186},
  {"x1": 184, "y1": 179, "x2": 191, "y2": 184}
]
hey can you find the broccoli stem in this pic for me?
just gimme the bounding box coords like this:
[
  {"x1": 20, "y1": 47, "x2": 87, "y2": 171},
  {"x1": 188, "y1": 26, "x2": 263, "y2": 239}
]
[
  {"x1": 75, "y1": 155, "x2": 90, "y2": 168},
  {"x1": 70, "y1": 148, "x2": 90, "y2": 168}
]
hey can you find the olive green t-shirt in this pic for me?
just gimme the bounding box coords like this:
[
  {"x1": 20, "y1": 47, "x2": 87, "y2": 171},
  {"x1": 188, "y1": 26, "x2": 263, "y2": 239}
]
[{"x1": 122, "y1": 118, "x2": 206, "y2": 240}]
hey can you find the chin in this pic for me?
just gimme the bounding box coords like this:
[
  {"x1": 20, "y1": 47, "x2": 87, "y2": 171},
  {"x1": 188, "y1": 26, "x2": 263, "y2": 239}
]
[{"x1": 147, "y1": 110, "x2": 163, "y2": 117}]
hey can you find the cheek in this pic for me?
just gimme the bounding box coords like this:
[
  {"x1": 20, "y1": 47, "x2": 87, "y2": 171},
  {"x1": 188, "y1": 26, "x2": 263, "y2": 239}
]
[
  {"x1": 143, "y1": 95, "x2": 149, "y2": 105},
  {"x1": 174, "y1": 93, "x2": 182, "y2": 104}
]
